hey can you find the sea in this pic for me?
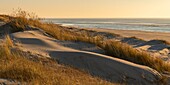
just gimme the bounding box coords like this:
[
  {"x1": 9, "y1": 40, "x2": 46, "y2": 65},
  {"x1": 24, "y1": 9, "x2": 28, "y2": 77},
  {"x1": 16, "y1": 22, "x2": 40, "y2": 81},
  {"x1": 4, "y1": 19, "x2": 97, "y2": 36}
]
[{"x1": 42, "y1": 18, "x2": 170, "y2": 33}]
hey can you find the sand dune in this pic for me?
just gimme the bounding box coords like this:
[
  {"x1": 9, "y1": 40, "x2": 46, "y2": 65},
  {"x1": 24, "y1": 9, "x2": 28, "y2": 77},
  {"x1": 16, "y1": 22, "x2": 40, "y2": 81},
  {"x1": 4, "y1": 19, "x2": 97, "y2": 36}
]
[
  {"x1": 68, "y1": 27, "x2": 170, "y2": 61},
  {"x1": 10, "y1": 30, "x2": 162, "y2": 84}
]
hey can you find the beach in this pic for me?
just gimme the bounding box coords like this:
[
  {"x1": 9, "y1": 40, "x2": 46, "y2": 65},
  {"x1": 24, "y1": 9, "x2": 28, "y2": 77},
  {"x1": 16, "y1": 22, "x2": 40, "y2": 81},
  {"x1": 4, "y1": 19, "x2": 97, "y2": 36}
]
[{"x1": 85, "y1": 28, "x2": 170, "y2": 42}]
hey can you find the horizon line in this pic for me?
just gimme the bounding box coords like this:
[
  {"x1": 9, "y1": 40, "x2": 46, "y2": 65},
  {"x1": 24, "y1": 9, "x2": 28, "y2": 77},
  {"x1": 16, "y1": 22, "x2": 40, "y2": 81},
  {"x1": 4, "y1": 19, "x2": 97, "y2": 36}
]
[{"x1": 42, "y1": 17, "x2": 170, "y2": 19}]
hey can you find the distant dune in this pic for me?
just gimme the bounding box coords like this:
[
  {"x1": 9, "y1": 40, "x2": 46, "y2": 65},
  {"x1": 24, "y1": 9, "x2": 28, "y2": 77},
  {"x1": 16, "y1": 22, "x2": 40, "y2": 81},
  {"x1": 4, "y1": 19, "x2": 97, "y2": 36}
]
[{"x1": 78, "y1": 27, "x2": 170, "y2": 62}]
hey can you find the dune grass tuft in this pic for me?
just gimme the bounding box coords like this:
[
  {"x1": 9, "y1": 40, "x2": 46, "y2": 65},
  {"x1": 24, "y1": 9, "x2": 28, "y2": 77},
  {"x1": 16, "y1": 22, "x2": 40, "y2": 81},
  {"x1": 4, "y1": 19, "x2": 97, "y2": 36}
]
[
  {"x1": 0, "y1": 15, "x2": 11, "y2": 22},
  {"x1": 101, "y1": 40, "x2": 170, "y2": 72}
]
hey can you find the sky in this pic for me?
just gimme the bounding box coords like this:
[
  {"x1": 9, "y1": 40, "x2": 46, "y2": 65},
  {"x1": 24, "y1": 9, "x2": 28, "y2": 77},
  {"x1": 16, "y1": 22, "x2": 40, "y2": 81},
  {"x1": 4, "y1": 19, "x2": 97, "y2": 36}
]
[{"x1": 0, "y1": 0, "x2": 170, "y2": 18}]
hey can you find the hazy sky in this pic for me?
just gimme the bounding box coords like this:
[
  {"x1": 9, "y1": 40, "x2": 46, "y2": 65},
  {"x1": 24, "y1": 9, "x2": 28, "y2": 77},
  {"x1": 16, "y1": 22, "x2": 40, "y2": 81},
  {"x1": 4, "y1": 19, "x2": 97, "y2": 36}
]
[{"x1": 0, "y1": 0, "x2": 170, "y2": 18}]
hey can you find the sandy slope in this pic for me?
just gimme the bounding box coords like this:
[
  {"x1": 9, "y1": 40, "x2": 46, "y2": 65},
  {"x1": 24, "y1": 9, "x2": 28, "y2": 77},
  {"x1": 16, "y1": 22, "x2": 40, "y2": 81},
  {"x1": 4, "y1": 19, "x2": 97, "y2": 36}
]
[
  {"x1": 10, "y1": 30, "x2": 162, "y2": 84},
  {"x1": 72, "y1": 27, "x2": 170, "y2": 61}
]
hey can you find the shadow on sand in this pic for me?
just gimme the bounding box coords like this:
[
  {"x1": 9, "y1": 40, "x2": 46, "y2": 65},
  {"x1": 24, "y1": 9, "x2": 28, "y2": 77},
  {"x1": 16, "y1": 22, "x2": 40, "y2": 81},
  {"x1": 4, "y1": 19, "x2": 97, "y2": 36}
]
[{"x1": 49, "y1": 51, "x2": 160, "y2": 84}]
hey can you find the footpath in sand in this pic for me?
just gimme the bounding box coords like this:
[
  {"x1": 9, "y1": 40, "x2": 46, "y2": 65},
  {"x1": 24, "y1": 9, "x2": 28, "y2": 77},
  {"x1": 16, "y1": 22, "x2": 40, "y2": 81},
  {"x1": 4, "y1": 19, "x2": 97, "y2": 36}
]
[{"x1": 10, "y1": 29, "x2": 162, "y2": 84}]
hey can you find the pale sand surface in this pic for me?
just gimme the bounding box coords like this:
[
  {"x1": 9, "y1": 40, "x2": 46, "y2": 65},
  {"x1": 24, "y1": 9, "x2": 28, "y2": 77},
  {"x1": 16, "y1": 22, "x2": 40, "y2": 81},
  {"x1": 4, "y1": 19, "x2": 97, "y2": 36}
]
[
  {"x1": 85, "y1": 28, "x2": 170, "y2": 42},
  {"x1": 10, "y1": 30, "x2": 161, "y2": 84}
]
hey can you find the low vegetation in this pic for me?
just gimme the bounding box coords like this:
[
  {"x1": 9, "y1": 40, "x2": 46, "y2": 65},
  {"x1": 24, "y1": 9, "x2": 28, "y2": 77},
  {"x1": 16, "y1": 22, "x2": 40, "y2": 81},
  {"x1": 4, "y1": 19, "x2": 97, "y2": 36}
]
[
  {"x1": 0, "y1": 15, "x2": 11, "y2": 22},
  {"x1": 101, "y1": 40, "x2": 170, "y2": 72},
  {"x1": 0, "y1": 35, "x2": 113, "y2": 85}
]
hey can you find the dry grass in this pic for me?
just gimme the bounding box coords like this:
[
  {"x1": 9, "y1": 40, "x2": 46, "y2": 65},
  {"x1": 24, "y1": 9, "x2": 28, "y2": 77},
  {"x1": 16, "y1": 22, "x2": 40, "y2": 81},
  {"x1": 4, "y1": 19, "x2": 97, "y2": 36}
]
[
  {"x1": 4, "y1": 35, "x2": 13, "y2": 47},
  {"x1": 0, "y1": 15, "x2": 11, "y2": 22},
  {"x1": 101, "y1": 40, "x2": 170, "y2": 72},
  {"x1": 0, "y1": 35, "x2": 113, "y2": 85}
]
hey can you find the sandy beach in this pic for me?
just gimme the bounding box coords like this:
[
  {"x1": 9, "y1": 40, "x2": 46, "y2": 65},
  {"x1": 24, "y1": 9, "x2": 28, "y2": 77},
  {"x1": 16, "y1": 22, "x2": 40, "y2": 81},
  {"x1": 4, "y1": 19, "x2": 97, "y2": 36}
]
[{"x1": 84, "y1": 28, "x2": 170, "y2": 42}]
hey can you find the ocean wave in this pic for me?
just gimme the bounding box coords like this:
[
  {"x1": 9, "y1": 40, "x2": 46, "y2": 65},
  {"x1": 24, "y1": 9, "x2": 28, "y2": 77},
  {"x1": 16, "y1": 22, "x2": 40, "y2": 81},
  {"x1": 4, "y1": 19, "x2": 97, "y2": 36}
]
[
  {"x1": 60, "y1": 22, "x2": 170, "y2": 27},
  {"x1": 113, "y1": 22, "x2": 170, "y2": 27}
]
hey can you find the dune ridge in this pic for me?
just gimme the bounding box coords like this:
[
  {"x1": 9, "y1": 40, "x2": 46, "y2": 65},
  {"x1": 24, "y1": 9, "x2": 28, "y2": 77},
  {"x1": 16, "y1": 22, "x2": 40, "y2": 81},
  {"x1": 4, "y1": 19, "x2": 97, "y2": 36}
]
[
  {"x1": 66, "y1": 27, "x2": 170, "y2": 62},
  {"x1": 10, "y1": 30, "x2": 162, "y2": 84}
]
